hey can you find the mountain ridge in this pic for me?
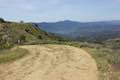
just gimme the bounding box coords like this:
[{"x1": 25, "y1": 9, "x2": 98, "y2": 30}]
[{"x1": 36, "y1": 20, "x2": 120, "y2": 42}]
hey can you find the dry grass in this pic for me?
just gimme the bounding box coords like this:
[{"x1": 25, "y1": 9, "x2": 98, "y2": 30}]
[{"x1": 0, "y1": 47, "x2": 29, "y2": 64}]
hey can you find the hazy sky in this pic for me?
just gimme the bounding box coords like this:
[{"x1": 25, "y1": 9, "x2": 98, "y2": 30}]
[{"x1": 0, "y1": 0, "x2": 120, "y2": 22}]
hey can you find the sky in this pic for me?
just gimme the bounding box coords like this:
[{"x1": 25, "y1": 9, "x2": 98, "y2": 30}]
[{"x1": 0, "y1": 0, "x2": 120, "y2": 22}]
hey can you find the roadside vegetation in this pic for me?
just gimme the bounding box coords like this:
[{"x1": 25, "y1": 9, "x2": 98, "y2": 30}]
[{"x1": 0, "y1": 48, "x2": 29, "y2": 64}]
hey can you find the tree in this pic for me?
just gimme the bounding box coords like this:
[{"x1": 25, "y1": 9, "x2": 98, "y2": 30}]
[
  {"x1": 20, "y1": 35, "x2": 26, "y2": 42},
  {"x1": 0, "y1": 18, "x2": 5, "y2": 23},
  {"x1": 20, "y1": 20, "x2": 24, "y2": 23}
]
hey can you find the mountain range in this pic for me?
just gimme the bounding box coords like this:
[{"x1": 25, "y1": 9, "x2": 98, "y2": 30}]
[{"x1": 35, "y1": 20, "x2": 120, "y2": 42}]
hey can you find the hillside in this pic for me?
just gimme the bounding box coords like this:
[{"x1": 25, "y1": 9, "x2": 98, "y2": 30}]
[
  {"x1": 0, "y1": 45, "x2": 98, "y2": 80},
  {"x1": 0, "y1": 19, "x2": 119, "y2": 80},
  {"x1": 36, "y1": 20, "x2": 120, "y2": 42},
  {"x1": 0, "y1": 21, "x2": 63, "y2": 49}
]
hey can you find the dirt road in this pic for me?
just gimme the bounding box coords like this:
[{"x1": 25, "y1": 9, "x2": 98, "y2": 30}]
[{"x1": 0, "y1": 45, "x2": 98, "y2": 80}]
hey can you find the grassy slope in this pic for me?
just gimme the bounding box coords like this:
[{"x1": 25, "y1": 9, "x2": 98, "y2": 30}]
[
  {"x1": 0, "y1": 48, "x2": 29, "y2": 64},
  {"x1": 0, "y1": 22, "x2": 63, "y2": 49}
]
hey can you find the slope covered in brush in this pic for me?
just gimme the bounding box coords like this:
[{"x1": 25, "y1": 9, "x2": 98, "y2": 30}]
[{"x1": 0, "y1": 21, "x2": 63, "y2": 49}]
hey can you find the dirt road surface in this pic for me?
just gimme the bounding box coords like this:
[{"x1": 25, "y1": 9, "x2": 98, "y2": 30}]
[{"x1": 0, "y1": 45, "x2": 98, "y2": 80}]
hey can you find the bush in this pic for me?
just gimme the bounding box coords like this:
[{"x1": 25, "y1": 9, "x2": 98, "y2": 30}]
[
  {"x1": 0, "y1": 18, "x2": 5, "y2": 23},
  {"x1": 0, "y1": 37, "x2": 14, "y2": 50}
]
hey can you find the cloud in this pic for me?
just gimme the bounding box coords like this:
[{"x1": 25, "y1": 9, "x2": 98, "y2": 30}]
[
  {"x1": 0, "y1": 0, "x2": 120, "y2": 22},
  {"x1": 0, "y1": 0, "x2": 34, "y2": 11},
  {"x1": 0, "y1": 0, "x2": 66, "y2": 21},
  {"x1": 0, "y1": 0, "x2": 68, "y2": 14}
]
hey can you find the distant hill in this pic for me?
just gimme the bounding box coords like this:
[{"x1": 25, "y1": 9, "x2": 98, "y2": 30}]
[
  {"x1": 36, "y1": 20, "x2": 82, "y2": 34},
  {"x1": 36, "y1": 20, "x2": 120, "y2": 42},
  {"x1": 0, "y1": 20, "x2": 62, "y2": 49}
]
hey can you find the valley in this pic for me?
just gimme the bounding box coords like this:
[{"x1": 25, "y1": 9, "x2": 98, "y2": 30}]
[{"x1": 37, "y1": 20, "x2": 120, "y2": 42}]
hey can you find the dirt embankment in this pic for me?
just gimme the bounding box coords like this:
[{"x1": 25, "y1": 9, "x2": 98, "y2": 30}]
[{"x1": 0, "y1": 45, "x2": 98, "y2": 80}]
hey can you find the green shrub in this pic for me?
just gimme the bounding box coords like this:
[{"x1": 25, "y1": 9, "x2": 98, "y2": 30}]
[{"x1": 0, "y1": 18, "x2": 5, "y2": 23}]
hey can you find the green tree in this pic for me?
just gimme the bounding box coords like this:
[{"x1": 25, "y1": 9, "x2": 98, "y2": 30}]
[
  {"x1": 19, "y1": 35, "x2": 26, "y2": 44},
  {"x1": 0, "y1": 18, "x2": 5, "y2": 23}
]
